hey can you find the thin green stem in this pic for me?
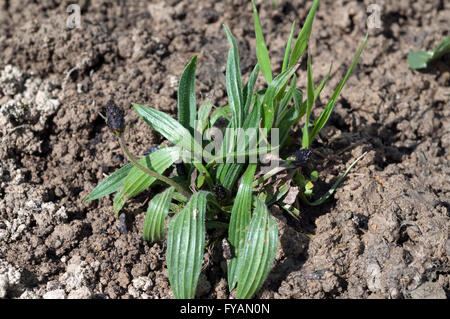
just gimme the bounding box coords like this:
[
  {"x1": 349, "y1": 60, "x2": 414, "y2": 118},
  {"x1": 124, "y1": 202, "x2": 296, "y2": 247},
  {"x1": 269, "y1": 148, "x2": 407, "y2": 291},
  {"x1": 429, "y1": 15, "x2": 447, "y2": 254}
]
[{"x1": 118, "y1": 134, "x2": 191, "y2": 199}]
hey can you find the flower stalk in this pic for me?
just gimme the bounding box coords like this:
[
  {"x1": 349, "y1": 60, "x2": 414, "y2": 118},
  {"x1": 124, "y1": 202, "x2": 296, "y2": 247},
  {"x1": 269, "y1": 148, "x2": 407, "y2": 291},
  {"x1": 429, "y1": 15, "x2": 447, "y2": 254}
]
[
  {"x1": 106, "y1": 99, "x2": 191, "y2": 199},
  {"x1": 118, "y1": 134, "x2": 191, "y2": 199}
]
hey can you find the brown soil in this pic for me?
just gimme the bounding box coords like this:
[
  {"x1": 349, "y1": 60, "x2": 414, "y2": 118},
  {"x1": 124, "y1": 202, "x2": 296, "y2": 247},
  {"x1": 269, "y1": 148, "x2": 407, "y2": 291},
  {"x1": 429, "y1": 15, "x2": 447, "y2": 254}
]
[{"x1": 0, "y1": 0, "x2": 448, "y2": 299}]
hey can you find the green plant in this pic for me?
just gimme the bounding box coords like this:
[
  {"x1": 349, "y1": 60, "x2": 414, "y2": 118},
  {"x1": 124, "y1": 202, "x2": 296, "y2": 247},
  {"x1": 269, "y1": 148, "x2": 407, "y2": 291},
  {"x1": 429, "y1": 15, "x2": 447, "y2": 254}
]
[
  {"x1": 85, "y1": 0, "x2": 367, "y2": 299},
  {"x1": 408, "y1": 37, "x2": 450, "y2": 69}
]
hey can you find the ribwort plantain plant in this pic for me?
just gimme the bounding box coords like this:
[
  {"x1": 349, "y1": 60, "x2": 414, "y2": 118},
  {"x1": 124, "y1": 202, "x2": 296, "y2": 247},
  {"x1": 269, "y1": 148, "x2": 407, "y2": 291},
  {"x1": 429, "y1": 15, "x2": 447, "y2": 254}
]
[{"x1": 85, "y1": 0, "x2": 368, "y2": 299}]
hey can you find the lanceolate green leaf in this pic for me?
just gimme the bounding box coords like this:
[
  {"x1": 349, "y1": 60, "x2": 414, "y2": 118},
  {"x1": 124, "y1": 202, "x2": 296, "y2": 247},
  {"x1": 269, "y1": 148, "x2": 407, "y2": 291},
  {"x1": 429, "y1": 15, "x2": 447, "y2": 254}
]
[
  {"x1": 215, "y1": 94, "x2": 259, "y2": 191},
  {"x1": 113, "y1": 147, "x2": 181, "y2": 215},
  {"x1": 243, "y1": 95, "x2": 262, "y2": 130},
  {"x1": 288, "y1": 0, "x2": 320, "y2": 68},
  {"x1": 235, "y1": 198, "x2": 278, "y2": 299},
  {"x1": 276, "y1": 75, "x2": 297, "y2": 126},
  {"x1": 216, "y1": 62, "x2": 258, "y2": 190},
  {"x1": 215, "y1": 118, "x2": 245, "y2": 191},
  {"x1": 309, "y1": 34, "x2": 368, "y2": 143},
  {"x1": 262, "y1": 66, "x2": 297, "y2": 131},
  {"x1": 298, "y1": 62, "x2": 332, "y2": 122},
  {"x1": 302, "y1": 54, "x2": 314, "y2": 148},
  {"x1": 177, "y1": 55, "x2": 198, "y2": 135},
  {"x1": 196, "y1": 101, "x2": 213, "y2": 135},
  {"x1": 282, "y1": 22, "x2": 296, "y2": 73},
  {"x1": 223, "y1": 25, "x2": 244, "y2": 129},
  {"x1": 293, "y1": 88, "x2": 304, "y2": 119},
  {"x1": 216, "y1": 162, "x2": 245, "y2": 191},
  {"x1": 265, "y1": 182, "x2": 290, "y2": 206},
  {"x1": 243, "y1": 64, "x2": 260, "y2": 115},
  {"x1": 133, "y1": 103, "x2": 211, "y2": 160},
  {"x1": 83, "y1": 162, "x2": 133, "y2": 202},
  {"x1": 166, "y1": 191, "x2": 209, "y2": 299},
  {"x1": 279, "y1": 86, "x2": 303, "y2": 146},
  {"x1": 143, "y1": 187, "x2": 174, "y2": 242},
  {"x1": 228, "y1": 164, "x2": 257, "y2": 290},
  {"x1": 215, "y1": 94, "x2": 260, "y2": 191},
  {"x1": 280, "y1": 61, "x2": 329, "y2": 147},
  {"x1": 218, "y1": 25, "x2": 245, "y2": 189},
  {"x1": 215, "y1": 94, "x2": 259, "y2": 190},
  {"x1": 252, "y1": 0, "x2": 272, "y2": 83}
]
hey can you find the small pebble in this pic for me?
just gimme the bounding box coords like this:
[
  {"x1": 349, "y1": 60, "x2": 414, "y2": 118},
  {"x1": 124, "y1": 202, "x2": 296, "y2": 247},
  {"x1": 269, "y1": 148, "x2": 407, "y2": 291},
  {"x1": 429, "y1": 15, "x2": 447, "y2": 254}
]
[{"x1": 43, "y1": 289, "x2": 67, "y2": 299}]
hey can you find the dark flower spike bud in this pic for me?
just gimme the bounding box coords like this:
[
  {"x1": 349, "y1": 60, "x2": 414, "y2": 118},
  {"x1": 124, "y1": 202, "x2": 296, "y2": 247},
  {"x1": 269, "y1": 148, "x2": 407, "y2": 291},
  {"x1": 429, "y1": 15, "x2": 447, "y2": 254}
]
[
  {"x1": 214, "y1": 184, "x2": 228, "y2": 201},
  {"x1": 106, "y1": 100, "x2": 125, "y2": 135},
  {"x1": 292, "y1": 148, "x2": 312, "y2": 168}
]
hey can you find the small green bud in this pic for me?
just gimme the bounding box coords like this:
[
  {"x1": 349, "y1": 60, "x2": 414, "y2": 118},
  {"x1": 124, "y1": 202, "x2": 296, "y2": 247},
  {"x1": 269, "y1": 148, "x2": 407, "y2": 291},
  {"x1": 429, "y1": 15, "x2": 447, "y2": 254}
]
[{"x1": 310, "y1": 170, "x2": 319, "y2": 182}]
